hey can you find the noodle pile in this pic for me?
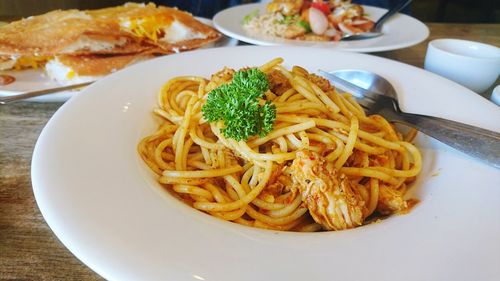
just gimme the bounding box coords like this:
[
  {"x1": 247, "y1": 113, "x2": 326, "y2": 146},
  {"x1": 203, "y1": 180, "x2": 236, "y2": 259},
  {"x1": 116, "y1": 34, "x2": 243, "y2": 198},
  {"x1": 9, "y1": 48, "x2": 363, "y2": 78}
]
[{"x1": 138, "y1": 58, "x2": 422, "y2": 232}]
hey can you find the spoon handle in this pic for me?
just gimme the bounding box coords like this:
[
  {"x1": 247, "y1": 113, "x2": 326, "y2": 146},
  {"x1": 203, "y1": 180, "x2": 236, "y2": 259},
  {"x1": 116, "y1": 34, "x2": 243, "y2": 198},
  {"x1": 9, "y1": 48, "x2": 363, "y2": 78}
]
[
  {"x1": 388, "y1": 110, "x2": 500, "y2": 169},
  {"x1": 374, "y1": 0, "x2": 413, "y2": 31},
  {"x1": 0, "y1": 81, "x2": 92, "y2": 104}
]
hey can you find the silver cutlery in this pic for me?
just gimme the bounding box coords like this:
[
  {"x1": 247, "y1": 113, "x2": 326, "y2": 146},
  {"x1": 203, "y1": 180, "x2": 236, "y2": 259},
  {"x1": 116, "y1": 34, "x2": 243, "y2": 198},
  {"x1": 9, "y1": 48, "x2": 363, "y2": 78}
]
[
  {"x1": 319, "y1": 69, "x2": 500, "y2": 168},
  {"x1": 0, "y1": 81, "x2": 92, "y2": 104},
  {"x1": 341, "y1": 0, "x2": 413, "y2": 41}
]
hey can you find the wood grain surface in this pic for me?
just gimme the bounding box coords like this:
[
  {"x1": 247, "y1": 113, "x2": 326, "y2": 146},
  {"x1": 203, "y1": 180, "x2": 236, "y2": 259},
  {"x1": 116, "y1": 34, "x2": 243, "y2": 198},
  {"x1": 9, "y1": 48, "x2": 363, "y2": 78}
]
[{"x1": 1, "y1": 23, "x2": 498, "y2": 280}]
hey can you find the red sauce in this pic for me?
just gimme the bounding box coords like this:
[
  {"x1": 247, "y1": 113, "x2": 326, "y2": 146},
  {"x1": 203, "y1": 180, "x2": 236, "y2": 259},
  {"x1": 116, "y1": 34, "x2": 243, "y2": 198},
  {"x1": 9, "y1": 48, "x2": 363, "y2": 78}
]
[{"x1": 0, "y1": 74, "x2": 15, "y2": 85}]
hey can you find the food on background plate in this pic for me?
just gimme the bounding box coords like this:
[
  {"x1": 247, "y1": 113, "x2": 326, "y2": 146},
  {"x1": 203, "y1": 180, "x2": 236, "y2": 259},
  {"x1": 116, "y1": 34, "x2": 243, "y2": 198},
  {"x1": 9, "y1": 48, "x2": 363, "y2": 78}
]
[
  {"x1": 0, "y1": 2, "x2": 220, "y2": 85},
  {"x1": 89, "y1": 3, "x2": 220, "y2": 53},
  {"x1": 138, "y1": 58, "x2": 422, "y2": 232},
  {"x1": 0, "y1": 74, "x2": 15, "y2": 85},
  {"x1": 45, "y1": 53, "x2": 155, "y2": 85},
  {"x1": 243, "y1": 0, "x2": 374, "y2": 41}
]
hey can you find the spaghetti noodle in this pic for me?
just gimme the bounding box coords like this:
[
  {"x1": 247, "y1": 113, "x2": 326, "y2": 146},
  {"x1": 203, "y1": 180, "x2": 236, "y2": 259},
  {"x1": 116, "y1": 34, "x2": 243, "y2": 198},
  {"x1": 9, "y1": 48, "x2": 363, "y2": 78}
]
[{"x1": 138, "y1": 58, "x2": 422, "y2": 232}]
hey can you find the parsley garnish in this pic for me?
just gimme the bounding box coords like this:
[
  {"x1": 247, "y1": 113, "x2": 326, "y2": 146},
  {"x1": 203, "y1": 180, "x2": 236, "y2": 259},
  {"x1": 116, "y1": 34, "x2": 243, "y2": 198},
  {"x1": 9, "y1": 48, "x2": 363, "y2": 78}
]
[{"x1": 202, "y1": 68, "x2": 276, "y2": 141}]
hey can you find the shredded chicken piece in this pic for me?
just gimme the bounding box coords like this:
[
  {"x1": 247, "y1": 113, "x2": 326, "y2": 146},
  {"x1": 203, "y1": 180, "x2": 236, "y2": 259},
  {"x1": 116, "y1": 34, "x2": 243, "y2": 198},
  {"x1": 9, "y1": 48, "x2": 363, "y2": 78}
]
[
  {"x1": 267, "y1": 69, "x2": 292, "y2": 95},
  {"x1": 328, "y1": 0, "x2": 349, "y2": 8},
  {"x1": 283, "y1": 24, "x2": 307, "y2": 39},
  {"x1": 290, "y1": 150, "x2": 367, "y2": 230},
  {"x1": 307, "y1": 73, "x2": 334, "y2": 92},
  {"x1": 267, "y1": 0, "x2": 304, "y2": 16},
  {"x1": 302, "y1": 34, "x2": 330, "y2": 42},
  {"x1": 376, "y1": 185, "x2": 408, "y2": 215},
  {"x1": 262, "y1": 181, "x2": 285, "y2": 199},
  {"x1": 210, "y1": 67, "x2": 234, "y2": 85}
]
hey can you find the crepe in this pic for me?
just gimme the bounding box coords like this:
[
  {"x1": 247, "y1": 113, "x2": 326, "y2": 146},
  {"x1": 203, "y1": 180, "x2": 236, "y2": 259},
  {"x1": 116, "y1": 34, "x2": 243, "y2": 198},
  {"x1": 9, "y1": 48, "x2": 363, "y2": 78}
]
[
  {"x1": 0, "y1": 55, "x2": 16, "y2": 70},
  {"x1": 0, "y1": 2, "x2": 221, "y2": 77},
  {"x1": 89, "y1": 3, "x2": 221, "y2": 53},
  {"x1": 0, "y1": 9, "x2": 151, "y2": 57},
  {"x1": 45, "y1": 53, "x2": 154, "y2": 85}
]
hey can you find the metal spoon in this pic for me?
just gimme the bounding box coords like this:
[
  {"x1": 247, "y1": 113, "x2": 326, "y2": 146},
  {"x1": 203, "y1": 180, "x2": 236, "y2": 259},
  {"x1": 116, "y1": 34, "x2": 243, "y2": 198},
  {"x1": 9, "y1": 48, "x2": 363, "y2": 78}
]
[
  {"x1": 321, "y1": 69, "x2": 500, "y2": 169},
  {"x1": 0, "y1": 81, "x2": 92, "y2": 104},
  {"x1": 341, "y1": 0, "x2": 413, "y2": 41}
]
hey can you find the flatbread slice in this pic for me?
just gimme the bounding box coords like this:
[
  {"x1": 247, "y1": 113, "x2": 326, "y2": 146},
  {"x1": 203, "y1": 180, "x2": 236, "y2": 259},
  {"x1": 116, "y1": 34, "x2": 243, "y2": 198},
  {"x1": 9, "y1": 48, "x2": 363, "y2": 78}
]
[
  {"x1": 0, "y1": 9, "x2": 150, "y2": 57},
  {"x1": 45, "y1": 53, "x2": 154, "y2": 85},
  {"x1": 89, "y1": 3, "x2": 221, "y2": 53}
]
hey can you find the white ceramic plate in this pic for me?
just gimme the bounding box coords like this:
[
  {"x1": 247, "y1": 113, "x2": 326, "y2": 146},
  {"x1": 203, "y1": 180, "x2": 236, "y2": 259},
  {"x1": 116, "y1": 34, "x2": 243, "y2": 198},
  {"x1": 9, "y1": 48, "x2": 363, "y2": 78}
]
[
  {"x1": 213, "y1": 3, "x2": 429, "y2": 52},
  {"x1": 32, "y1": 46, "x2": 500, "y2": 281},
  {"x1": 0, "y1": 18, "x2": 237, "y2": 103}
]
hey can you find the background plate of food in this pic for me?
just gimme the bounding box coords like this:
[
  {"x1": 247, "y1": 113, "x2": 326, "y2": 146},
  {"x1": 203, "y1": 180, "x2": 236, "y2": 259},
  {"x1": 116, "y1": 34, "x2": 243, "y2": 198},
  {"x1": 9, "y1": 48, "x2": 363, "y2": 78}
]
[
  {"x1": 0, "y1": 3, "x2": 237, "y2": 102},
  {"x1": 32, "y1": 46, "x2": 499, "y2": 280},
  {"x1": 213, "y1": 1, "x2": 428, "y2": 52}
]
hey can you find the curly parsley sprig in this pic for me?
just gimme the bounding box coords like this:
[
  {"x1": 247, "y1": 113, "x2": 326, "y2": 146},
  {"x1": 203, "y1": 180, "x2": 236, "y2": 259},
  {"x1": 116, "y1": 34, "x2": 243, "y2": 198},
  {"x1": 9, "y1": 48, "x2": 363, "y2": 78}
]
[{"x1": 202, "y1": 68, "x2": 276, "y2": 141}]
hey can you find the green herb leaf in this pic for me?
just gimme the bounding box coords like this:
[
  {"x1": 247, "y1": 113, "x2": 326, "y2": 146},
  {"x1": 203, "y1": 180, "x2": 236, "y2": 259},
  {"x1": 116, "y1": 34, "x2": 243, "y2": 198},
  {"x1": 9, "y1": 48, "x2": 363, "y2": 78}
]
[
  {"x1": 297, "y1": 20, "x2": 311, "y2": 32},
  {"x1": 259, "y1": 101, "x2": 276, "y2": 136},
  {"x1": 202, "y1": 68, "x2": 276, "y2": 141},
  {"x1": 243, "y1": 9, "x2": 259, "y2": 24},
  {"x1": 277, "y1": 15, "x2": 296, "y2": 25}
]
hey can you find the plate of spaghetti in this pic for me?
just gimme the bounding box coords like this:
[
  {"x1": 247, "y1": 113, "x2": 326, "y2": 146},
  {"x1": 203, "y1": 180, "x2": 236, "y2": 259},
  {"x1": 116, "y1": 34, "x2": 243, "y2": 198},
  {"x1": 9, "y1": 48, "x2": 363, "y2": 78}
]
[
  {"x1": 32, "y1": 46, "x2": 500, "y2": 280},
  {"x1": 213, "y1": 2, "x2": 429, "y2": 52}
]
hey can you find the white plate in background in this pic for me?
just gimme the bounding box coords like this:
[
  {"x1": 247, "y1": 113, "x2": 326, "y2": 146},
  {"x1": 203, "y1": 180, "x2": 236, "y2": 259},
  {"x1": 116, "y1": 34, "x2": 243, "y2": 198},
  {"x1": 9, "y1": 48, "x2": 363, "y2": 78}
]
[
  {"x1": 214, "y1": 3, "x2": 429, "y2": 52},
  {"x1": 32, "y1": 46, "x2": 500, "y2": 281}
]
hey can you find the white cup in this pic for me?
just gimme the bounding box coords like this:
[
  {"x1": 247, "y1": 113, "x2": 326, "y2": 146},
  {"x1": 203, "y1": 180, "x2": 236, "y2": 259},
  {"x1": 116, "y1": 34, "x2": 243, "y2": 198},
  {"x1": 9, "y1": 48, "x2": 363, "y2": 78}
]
[
  {"x1": 424, "y1": 38, "x2": 500, "y2": 93},
  {"x1": 491, "y1": 85, "x2": 500, "y2": 106}
]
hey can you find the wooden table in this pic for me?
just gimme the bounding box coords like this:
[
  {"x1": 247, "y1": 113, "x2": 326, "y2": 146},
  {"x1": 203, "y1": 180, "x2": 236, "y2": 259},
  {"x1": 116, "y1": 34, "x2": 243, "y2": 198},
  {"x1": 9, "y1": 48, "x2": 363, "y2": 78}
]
[{"x1": 1, "y1": 23, "x2": 499, "y2": 280}]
